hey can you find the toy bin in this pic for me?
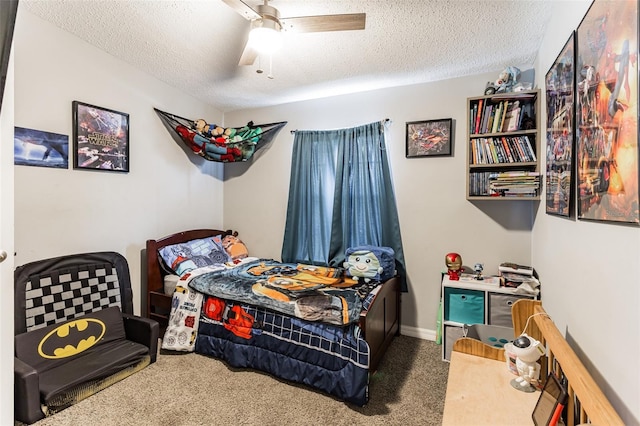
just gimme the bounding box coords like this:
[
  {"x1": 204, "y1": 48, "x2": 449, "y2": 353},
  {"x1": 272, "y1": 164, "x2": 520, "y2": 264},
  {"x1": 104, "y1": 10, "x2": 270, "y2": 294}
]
[
  {"x1": 465, "y1": 324, "x2": 514, "y2": 349},
  {"x1": 443, "y1": 325, "x2": 466, "y2": 361},
  {"x1": 444, "y1": 287, "x2": 484, "y2": 324},
  {"x1": 488, "y1": 293, "x2": 531, "y2": 327}
]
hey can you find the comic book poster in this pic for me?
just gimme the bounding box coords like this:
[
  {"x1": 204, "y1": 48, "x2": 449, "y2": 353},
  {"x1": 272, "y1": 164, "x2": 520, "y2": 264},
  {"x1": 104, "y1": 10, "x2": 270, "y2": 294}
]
[
  {"x1": 545, "y1": 32, "x2": 575, "y2": 217},
  {"x1": 14, "y1": 127, "x2": 68, "y2": 169},
  {"x1": 576, "y1": 0, "x2": 639, "y2": 224},
  {"x1": 72, "y1": 101, "x2": 129, "y2": 172}
]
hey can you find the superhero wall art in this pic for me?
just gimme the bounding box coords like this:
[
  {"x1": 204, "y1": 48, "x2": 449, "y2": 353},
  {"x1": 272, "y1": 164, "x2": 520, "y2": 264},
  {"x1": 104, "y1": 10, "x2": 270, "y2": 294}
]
[{"x1": 576, "y1": 0, "x2": 640, "y2": 224}]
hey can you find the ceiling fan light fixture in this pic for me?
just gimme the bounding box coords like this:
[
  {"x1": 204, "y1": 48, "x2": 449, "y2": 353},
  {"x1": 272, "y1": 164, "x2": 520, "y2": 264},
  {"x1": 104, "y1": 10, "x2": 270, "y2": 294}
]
[{"x1": 249, "y1": 17, "x2": 283, "y2": 54}]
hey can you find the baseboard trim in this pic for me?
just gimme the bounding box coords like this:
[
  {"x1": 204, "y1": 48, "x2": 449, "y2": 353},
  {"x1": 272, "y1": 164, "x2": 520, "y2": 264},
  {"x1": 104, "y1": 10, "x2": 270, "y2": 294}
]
[{"x1": 400, "y1": 325, "x2": 436, "y2": 341}]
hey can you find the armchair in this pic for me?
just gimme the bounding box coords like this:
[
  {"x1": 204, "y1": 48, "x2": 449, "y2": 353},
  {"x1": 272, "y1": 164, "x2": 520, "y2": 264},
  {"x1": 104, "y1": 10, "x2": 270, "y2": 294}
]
[{"x1": 14, "y1": 251, "x2": 159, "y2": 424}]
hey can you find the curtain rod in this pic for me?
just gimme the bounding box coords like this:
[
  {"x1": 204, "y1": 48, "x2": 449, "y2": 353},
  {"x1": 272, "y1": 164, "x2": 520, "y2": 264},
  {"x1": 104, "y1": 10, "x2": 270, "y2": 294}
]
[{"x1": 290, "y1": 118, "x2": 391, "y2": 134}]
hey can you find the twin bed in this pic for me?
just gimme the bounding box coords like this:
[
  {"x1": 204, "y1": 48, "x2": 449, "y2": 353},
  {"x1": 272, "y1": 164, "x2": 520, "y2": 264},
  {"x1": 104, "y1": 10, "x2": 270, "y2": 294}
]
[{"x1": 145, "y1": 229, "x2": 400, "y2": 406}]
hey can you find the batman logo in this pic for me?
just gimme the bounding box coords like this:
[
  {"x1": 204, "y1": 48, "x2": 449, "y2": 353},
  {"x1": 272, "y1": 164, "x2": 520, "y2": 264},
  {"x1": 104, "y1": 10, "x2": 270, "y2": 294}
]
[{"x1": 37, "y1": 318, "x2": 106, "y2": 359}]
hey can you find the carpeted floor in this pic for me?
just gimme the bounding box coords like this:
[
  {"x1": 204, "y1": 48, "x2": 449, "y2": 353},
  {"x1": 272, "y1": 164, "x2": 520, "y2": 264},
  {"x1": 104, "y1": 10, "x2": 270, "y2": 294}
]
[{"x1": 20, "y1": 335, "x2": 449, "y2": 426}]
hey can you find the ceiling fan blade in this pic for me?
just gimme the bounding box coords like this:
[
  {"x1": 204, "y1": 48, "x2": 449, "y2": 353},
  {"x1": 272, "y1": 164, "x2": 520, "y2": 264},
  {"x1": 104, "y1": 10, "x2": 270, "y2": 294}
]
[
  {"x1": 281, "y1": 13, "x2": 366, "y2": 33},
  {"x1": 238, "y1": 41, "x2": 258, "y2": 66},
  {"x1": 221, "y1": 0, "x2": 260, "y2": 20}
]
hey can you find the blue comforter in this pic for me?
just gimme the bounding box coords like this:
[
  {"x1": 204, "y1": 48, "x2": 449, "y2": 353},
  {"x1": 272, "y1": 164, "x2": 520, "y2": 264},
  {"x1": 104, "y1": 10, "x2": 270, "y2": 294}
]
[{"x1": 188, "y1": 259, "x2": 364, "y2": 325}]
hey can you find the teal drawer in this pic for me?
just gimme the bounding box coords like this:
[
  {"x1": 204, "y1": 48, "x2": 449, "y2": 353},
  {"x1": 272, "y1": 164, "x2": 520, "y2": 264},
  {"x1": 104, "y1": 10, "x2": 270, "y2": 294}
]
[{"x1": 444, "y1": 287, "x2": 485, "y2": 324}]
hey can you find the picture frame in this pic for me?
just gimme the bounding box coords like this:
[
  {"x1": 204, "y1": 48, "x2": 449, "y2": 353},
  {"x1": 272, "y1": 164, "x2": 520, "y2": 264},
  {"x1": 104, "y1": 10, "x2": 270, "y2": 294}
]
[
  {"x1": 406, "y1": 118, "x2": 453, "y2": 158},
  {"x1": 72, "y1": 101, "x2": 130, "y2": 172},
  {"x1": 14, "y1": 126, "x2": 69, "y2": 169},
  {"x1": 575, "y1": 0, "x2": 639, "y2": 224},
  {"x1": 545, "y1": 31, "x2": 576, "y2": 217}
]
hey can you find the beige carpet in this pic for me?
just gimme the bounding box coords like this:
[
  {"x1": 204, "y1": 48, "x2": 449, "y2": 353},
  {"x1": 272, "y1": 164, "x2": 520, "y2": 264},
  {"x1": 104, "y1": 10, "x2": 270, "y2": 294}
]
[{"x1": 20, "y1": 335, "x2": 449, "y2": 426}]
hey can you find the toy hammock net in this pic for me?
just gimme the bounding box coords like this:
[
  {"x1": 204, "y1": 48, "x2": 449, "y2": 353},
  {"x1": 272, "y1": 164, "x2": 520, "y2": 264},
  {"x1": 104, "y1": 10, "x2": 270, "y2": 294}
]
[{"x1": 155, "y1": 108, "x2": 287, "y2": 163}]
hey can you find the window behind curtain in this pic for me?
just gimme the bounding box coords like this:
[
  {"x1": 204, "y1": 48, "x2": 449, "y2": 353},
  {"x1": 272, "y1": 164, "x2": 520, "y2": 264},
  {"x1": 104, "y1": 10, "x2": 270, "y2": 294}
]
[{"x1": 282, "y1": 121, "x2": 407, "y2": 291}]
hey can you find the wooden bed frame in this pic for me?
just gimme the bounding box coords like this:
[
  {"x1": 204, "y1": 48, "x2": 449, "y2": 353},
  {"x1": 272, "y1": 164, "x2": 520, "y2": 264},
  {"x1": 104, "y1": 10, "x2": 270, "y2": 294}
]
[{"x1": 145, "y1": 228, "x2": 401, "y2": 372}]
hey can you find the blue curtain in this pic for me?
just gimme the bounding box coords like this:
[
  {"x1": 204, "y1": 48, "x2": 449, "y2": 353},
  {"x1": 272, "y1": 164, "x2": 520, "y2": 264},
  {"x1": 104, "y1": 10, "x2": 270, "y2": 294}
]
[{"x1": 282, "y1": 121, "x2": 407, "y2": 291}]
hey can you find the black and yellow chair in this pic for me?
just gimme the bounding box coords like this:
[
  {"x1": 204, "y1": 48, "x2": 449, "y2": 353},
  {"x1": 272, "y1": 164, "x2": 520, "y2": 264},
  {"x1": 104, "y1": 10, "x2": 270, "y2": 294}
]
[{"x1": 14, "y1": 251, "x2": 159, "y2": 424}]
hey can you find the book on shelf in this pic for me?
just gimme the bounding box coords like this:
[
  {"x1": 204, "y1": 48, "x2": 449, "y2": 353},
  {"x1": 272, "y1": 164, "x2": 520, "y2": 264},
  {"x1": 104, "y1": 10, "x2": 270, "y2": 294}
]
[
  {"x1": 501, "y1": 137, "x2": 514, "y2": 162},
  {"x1": 491, "y1": 102, "x2": 502, "y2": 133},
  {"x1": 524, "y1": 136, "x2": 537, "y2": 161},
  {"x1": 471, "y1": 104, "x2": 477, "y2": 132},
  {"x1": 504, "y1": 101, "x2": 521, "y2": 131},
  {"x1": 499, "y1": 100, "x2": 509, "y2": 132},
  {"x1": 486, "y1": 106, "x2": 495, "y2": 134},
  {"x1": 474, "y1": 99, "x2": 483, "y2": 134}
]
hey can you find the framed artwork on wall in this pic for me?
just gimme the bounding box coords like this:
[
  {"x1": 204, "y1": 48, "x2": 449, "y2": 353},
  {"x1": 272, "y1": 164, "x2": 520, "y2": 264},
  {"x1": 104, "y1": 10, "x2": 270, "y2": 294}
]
[
  {"x1": 545, "y1": 31, "x2": 576, "y2": 217},
  {"x1": 575, "y1": 0, "x2": 639, "y2": 224},
  {"x1": 405, "y1": 118, "x2": 453, "y2": 158},
  {"x1": 72, "y1": 101, "x2": 130, "y2": 172},
  {"x1": 14, "y1": 127, "x2": 69, "y2": 169}
]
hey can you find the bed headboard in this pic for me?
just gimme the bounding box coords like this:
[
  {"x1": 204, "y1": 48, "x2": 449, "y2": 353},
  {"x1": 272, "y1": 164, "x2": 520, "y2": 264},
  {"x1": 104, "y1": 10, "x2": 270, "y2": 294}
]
[{"x1": 145, "y1": 229, "x2": 235, "y2": 322}]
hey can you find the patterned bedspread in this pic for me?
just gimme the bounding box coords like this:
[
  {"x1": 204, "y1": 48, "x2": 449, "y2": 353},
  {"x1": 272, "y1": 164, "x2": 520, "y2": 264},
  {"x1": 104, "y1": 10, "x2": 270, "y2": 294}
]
[
  {"x1": 187, "y1": 258, "x2": 365, "y2": 325},
  {"x1": 161, "y1": 260, "x2": 376, "y2": 406},
  {"x1": 161, "y1": 259, "x2": 385, "y2": 405}
]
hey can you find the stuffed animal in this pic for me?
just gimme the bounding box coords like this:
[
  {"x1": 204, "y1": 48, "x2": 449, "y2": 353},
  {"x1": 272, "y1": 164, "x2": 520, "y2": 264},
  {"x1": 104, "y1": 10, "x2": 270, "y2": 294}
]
[
  {"x1": 194, "y1": 119, "x2": 216, "y2": 138},
  {"x1": 175, "y1": 125, "x2": 241, "y2": 162},
  {"x1": 222, "y1": 235, "x2": 249, "y2": 262},
  {"x1": 344, "y1": 245, "x2": 395, "y2": 282},
  {"x1": 510, "y1": 333, "x2": 545, "y2": 392}
]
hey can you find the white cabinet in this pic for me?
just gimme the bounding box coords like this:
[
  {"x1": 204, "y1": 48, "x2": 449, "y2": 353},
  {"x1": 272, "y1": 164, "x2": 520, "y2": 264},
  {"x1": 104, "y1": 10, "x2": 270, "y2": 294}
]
[{"x1": 441, "y1": 274, "x2": 538, "y2": 361}]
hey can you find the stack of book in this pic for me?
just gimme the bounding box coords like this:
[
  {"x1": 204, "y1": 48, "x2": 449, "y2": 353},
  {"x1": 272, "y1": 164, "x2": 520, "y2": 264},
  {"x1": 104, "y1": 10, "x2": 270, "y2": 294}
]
[
  {"x1": 498, "y1": 262, "x2": 540, "y2": 289},
  {"x1": 469, "y1": 135, "x2": 537, "y2": 165},
  {"x1": 488, "y1": 171, "x2": 540, "y2": 197},
  {"x1": 470, "y1": 96, "x2": 537, "y2": 135}
]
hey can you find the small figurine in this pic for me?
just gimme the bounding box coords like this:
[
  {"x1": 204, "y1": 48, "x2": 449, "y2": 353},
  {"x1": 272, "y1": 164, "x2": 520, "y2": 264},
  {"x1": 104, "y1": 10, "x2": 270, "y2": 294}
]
[
  {"x1": 485, "y1": 66, "x2": 521, "y2": 95},
  {"x1": 510, "y1": 333, "x2": 545, "y2": 393},
  {"x1": 445, "y1": 253, "x2": 463, "y2": 281},
  {"x1": 473, "y1": 263, "x2": 484, "y2": 280}
]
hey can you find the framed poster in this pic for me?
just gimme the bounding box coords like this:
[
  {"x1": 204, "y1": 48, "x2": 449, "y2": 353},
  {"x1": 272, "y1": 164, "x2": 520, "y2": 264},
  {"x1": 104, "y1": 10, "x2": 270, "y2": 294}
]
[
  {"x1": 576, "y1": 0, "x2": 639, "y2": 224},
  {"x1": 406, "y1": 118, "x2": 453, "y2": 157},
  {"x1": 14, "y1": 126, "x2": 69, "y2": 169},
  {"x1": 72, "y1": 101, "x2": 129, "y2": 172},
  {"x1": 545, "y1": 31, "x2": 576, "y2": 217}
]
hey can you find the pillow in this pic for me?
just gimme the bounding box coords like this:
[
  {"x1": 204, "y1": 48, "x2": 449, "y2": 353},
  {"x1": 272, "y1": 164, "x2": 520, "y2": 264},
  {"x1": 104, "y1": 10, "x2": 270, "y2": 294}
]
[
  {"x1": 158, "y1": 236, "x2": 230, "y2": 277},
  {"x1": 343, "y1": 245, "x2": 396, "y2": 282},
  {"x1": 221, "y1": 234, "x2": 249, "y2": 262}
]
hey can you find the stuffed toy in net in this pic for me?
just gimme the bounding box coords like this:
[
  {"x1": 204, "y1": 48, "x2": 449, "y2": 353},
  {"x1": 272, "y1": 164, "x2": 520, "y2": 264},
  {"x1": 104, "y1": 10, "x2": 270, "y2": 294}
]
[{"x1": 155, "y1": 108, "x2": 287, "y2": 163}]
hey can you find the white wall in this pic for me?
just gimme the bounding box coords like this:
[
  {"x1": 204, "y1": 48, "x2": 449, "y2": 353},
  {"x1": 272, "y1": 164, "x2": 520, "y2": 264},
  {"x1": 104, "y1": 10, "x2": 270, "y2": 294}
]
[
  {"x1": 223, "y1": 75, "x2": 535, "y2": 339},
  {"x1": 13, "y1": 9, "x2": 226, "y2": 313},
  {"x1": 0, "y1": 38, "x2": 15, "y2": 426},
  {"x1": 533, "y1": 1, "x2": 639, "y2": 424}
]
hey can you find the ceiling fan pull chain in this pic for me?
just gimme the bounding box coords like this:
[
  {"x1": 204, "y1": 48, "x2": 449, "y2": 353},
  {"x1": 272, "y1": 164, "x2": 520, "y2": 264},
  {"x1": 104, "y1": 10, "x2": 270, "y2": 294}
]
[
  {"x1": 256, "y1": 55, "x2": 263, "y2": 74},
  {"x1": 268, "y1": 54, "x2": 274, "y2": 79}
]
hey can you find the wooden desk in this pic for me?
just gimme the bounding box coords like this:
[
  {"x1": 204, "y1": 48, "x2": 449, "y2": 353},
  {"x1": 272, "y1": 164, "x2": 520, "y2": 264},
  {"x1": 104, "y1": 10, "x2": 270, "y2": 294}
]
[{"x1": 442, "y1": 351, "x2": 538, "y2": 426}]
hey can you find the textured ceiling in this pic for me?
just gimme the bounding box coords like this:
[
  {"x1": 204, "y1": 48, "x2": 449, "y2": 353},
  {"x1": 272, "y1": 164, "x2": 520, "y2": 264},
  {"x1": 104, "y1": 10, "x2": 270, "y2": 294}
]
[{"x1": 21, "y1": 0, "x2": 553, "y2": 112}]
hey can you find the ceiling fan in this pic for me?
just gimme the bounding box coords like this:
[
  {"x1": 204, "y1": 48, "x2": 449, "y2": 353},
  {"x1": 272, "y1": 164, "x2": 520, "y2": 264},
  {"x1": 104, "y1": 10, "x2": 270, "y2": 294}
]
[{"x1": 222, "y1": 0, "x2": 366, "y2": 66}]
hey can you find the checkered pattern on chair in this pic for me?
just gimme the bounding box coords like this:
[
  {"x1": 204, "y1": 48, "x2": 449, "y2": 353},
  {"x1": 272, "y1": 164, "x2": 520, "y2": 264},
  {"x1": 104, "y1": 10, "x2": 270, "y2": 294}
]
[
  {"x1": 24, "y1": 263, "x2": 122, "y2": 332},
  {"x1": 15, "y1": 251, "x2": 134, "y2": 335}
]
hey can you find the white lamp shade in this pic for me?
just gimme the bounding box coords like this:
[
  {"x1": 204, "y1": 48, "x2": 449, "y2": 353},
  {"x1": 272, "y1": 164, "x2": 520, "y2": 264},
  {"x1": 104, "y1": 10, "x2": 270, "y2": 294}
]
[{"x1": 249, "y1": 22, "x2": 283, "y2": 54}]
